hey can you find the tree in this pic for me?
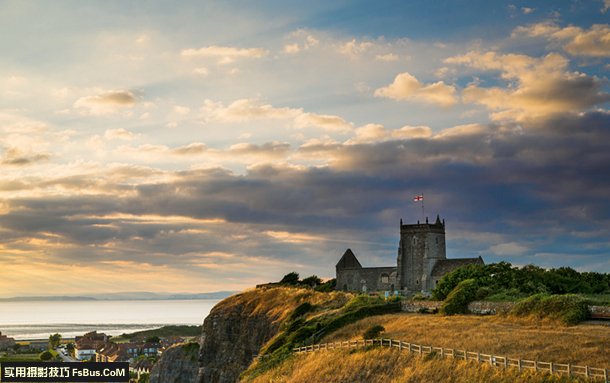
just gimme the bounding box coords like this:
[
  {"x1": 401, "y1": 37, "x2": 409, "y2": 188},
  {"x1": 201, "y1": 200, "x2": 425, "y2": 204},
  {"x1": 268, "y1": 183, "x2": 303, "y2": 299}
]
[
  {"x1": 49, "y1": 333, "x2": 62, "y2": 349},
  {"x1": 145, "y1": 336, "x2": 160, "y2": 344},
  {"x1": 301, "y1": 275, "x2": 322, "y2": 287},
  {"x1": 363, "y1": 325, "x2": 385, "y2": 340},
  {"x1": 66, "y1": 342, "x2": 75, "y2": 357},
  {"x1": 40, "y1": 350, "x2": 54, "y2": 361},
  {"x1": 279, "y1": 272, "x2": 300, "y2": 285}
]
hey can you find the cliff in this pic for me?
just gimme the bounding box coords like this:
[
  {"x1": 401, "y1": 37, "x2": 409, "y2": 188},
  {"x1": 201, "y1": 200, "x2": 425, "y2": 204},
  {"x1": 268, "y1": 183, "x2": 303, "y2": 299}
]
[
  {"x1": 149, "y1": 343, "x2": 199, "y2": 383},
  {"x1": 197, "y1": 287, "x2": 349, "y2": 383},
  {"x1": 151, "y1": 286, "x2": 350, "y2": 383}
]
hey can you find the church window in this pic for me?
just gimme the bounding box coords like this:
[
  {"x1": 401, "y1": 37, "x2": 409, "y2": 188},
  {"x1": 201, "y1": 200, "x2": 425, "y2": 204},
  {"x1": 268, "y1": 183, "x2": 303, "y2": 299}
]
[
  {"x1": 416, "y1": 279, "x2": 419, "y2": 285},
  {"x1": 381, "y1": 274, "x2": 389, "y2": 284}
]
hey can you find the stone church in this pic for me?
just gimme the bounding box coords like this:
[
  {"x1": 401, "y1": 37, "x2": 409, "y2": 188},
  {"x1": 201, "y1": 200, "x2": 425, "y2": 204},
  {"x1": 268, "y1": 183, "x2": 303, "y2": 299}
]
[{"x1": 336, "y1": 215, "x2": 483, "y2": 294}]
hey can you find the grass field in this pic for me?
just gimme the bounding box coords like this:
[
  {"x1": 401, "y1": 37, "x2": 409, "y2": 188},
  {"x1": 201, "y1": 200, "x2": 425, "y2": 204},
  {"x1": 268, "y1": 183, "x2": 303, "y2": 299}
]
[
  {"x1": 0, "y1": 353, "x2": 41, "y2": 362},
  {"x1": 325, "y1": 313, "x2": 610, "y2": 367},
  {"x1": 246, "y1": 312, "x2": 609, "y2": 383}
]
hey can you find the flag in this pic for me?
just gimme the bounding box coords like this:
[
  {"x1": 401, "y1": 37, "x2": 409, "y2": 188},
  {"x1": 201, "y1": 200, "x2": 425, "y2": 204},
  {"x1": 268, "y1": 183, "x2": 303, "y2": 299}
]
[{"x1": 413, "y1": 195, "x2": 424, "y2": 202}]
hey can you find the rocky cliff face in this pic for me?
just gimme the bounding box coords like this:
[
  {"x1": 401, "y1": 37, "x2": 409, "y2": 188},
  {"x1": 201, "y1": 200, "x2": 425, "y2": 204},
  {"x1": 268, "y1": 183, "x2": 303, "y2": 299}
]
[
  {"x1": 150, "y1": 343, "x2": 199, "y2": 383},
  {"x1": 151, "y1": 287, "x2": 349, "y2": 383},
  {"x1": 198, "y1": 289, "x2": 306, "y2": 383}
]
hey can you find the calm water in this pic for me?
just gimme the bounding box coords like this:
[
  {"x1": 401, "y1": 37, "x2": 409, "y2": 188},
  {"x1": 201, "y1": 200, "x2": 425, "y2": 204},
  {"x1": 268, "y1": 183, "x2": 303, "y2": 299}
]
[{"x1": 0, "y1": 299, "x2": 219, "y2": 339}]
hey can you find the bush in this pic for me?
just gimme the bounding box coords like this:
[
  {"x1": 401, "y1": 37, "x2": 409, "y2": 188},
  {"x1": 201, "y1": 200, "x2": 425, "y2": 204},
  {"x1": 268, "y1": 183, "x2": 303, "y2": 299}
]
[
  {"x1": 315, "y1": 278, "x2": 336, "y2": 292},
  {"x1": 440, "y1": 279, "x2": 478, "y2": 315},
  {"x1": 511, "y1": 294, "x2": 590, "y2": 325},
  {"x1": 279, "y1": 272, "x2": 300, "y2": 285},
  {"x1": 363, "y1": 325, "x2": 385, "y2": 339},
  {"x1": 301, "y1": 275, "x2": 322, "y2": 287},
  {"x1": 39, "y1": 351, "x2": 54, "y2": 361},
  {"x1": 287, "y1": 302, "x2": 315, "y2": 322}
]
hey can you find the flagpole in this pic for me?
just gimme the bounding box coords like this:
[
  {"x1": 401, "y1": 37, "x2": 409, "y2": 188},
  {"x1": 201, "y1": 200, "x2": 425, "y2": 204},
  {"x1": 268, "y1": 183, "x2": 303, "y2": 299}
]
[{"x1": 421, "y1": 192, "x2": 425, "y2": 222}]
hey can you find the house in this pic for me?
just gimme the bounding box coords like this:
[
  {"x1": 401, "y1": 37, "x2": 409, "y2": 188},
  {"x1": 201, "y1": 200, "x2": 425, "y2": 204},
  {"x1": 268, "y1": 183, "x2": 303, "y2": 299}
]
[
  {"x1": 0, "y1": 332, "x2": 16, "y2": 351},
  {"x1": 74, "y1": 331, "x2": 109, "y2": 361}
]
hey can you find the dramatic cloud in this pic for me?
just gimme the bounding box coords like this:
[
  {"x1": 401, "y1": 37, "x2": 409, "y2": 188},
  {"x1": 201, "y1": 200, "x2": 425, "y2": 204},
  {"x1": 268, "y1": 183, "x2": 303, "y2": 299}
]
[
  {"x1": 513, "y1": 22, "x2": 610, "y2": 57},
  {"x1": 446, "y1": 51, "x2": 610, "y2": 121},
  {"x1": 375, "y1": 72, "x2": 458, "y2": 107}
]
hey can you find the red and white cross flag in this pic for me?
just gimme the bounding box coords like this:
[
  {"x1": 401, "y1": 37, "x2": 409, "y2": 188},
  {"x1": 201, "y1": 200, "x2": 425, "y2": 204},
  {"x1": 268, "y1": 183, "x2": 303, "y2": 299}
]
[{"x1": 413, "y1": 195, "x2": 424, "y2": 202}]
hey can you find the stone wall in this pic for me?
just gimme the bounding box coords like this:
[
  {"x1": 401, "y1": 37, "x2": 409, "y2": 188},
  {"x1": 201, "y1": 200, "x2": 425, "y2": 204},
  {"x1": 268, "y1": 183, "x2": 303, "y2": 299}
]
[
  {"x1": 401, "y1": 300, "x2": 442, "y2": 313},
  {"x1": 467, "y1": 301, "x2": 515, "y2": 315}
]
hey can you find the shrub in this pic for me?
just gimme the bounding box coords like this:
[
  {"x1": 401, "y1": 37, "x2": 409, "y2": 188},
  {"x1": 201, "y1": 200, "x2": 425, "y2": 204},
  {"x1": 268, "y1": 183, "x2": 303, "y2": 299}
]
[
  {"x1": 301, "y1": 275, "x2": 322, "y2": 287},
  {"x1": 287, "y1": 302, "x2": 315, "y2": 322},
  {"x1": 511, "y1": 294, "x2": 590, "y2": 325},
  {"x1": 315, "y1": 278, "x2": 336, "y2": 292},
  {"x1": 363, "y1": 325, "x2": 385, "y2": 339},
  {"x1": 279, "y1": 272, "x2": 300, "y2": 285},
  {"x1": 39, "y1": 351, "x2": 54, "y2": 361},
  {"x1": 440, "y1": 279, "x2": 478, "y2": 315}
]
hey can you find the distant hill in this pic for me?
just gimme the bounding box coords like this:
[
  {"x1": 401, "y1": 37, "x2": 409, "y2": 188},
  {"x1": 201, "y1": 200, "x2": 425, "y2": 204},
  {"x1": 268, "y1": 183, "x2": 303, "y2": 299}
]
[{"x1": 0, "y1": 291, "x2": 236, "y2": 302}]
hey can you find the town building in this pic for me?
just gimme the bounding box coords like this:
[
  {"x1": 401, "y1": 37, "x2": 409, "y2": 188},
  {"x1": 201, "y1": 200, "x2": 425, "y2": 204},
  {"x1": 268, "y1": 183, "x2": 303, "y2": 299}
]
[{"x1": 0, "y1": 332, "x2": 16, "y2": 351}]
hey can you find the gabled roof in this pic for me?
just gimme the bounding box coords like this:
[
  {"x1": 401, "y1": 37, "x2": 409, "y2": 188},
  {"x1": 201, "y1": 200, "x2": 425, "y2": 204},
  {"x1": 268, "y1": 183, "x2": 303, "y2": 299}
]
[
  {"x1": 336, "y1": 248, "x2": 362, "y2": 269},
  {"x1": 431, "y1": 257, "x2": 483, "y2": 277}
]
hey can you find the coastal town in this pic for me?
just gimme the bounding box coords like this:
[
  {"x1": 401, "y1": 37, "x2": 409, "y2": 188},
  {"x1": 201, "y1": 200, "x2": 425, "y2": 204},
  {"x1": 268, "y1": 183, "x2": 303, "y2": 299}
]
[{"x1": 0, "y1": 329, "x2": 193, "y2": 381}]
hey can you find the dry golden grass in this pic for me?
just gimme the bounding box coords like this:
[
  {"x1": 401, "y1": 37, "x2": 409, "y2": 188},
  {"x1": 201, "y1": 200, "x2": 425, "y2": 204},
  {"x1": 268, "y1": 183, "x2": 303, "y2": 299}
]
[
  {"x1": 325, "y1": 313, "x2": 610, "y2": 367},
  {"x1": 248, "y1": 348, "x2": 592, "y2": 383},
  {"x1": 214, "y1": 287, "x2": 352, "y2": 324}
]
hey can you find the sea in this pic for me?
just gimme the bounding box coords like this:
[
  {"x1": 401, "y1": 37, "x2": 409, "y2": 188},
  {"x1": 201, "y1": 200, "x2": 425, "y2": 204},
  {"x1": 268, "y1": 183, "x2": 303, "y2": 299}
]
[{"x1": 0, "y1": 299, "x2": 219, "y2": 340}]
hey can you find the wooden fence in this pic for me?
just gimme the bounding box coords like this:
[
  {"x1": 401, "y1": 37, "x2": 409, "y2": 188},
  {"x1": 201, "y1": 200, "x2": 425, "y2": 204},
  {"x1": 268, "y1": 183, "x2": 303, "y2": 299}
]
[{"x1": 293, "y1": 338, "x2": 609, "y2": 382}]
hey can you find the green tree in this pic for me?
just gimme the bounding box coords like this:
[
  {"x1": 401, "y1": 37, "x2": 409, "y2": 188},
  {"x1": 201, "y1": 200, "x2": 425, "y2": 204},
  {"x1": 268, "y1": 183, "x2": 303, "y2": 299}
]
[
  {"x1": 145, "y1": 336, "x2": 160, "y2": 344},
  {"x1": 40, "y1": 350, "x2": 54, "y2": 361},
  {"x1": 48, "y1": 333, "x2": 62, "y2": 349},
  {"x1": 279, "y1": 272, "x2": 300, "y2": 285},
  {"x1": 301, "y1": 275, "x2": 321, "y2": 287}
]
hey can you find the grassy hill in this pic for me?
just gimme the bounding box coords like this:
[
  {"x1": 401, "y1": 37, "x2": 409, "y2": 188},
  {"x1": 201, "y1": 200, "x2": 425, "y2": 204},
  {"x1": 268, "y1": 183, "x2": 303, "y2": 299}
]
[{"x1": 240, "y1": 290, "x2": 609, "y2": 383}]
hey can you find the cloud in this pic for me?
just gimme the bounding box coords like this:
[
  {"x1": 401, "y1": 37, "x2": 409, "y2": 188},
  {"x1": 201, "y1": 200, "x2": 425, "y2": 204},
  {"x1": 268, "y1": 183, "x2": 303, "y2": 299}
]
[
  {"x1": 294, "y1": 113, "x2": 352, "y2": 132},
  {"x1": 513, "y1": 22, "x2": 610, "y2": 57},
  {"x1": 521, "y1": 7, "x2": 535, "y2": 14},
  {"x1": 489, "y1": 242, "x2": 529, "y2": 256},
  {"x1": 283, "y1": 31, "x2": 319, "y2": 54},
  {"x1": 74, "y1": 90, "x2": 138, "y2": 115},
  {"x1": 345, "y1": 124, "x2": 432, "y2": 144},
  {"x1": 374, "y1": 72, "x2": 458, "y2": 107},
  {"x1": 202, "y1": 98, "x2": 353, "y2": 132},
  {"x1": 375, "y1": 53, "x2": 399, "y2": 62},
  {"x1": 338, "y1": 39, "x2": 374, "y2": 57},
  {"x1": 229, "y1": 142, "x2": 290, "y2": 157},
  {"x1": 181, "y1": 45, "x2": 268, "y2": 64},
  {"x1": 446, "y1": 51, "x2": 610, "y2": 121},
  {"x1": 104, "y1": 128, "x2": 136, "y2": 141},
  {"x1": 1, "y1": 147, "x2": 50, "y2": 166},
  {"x1": 202, "y1": 98, "x2": 299, "y2": 122}
]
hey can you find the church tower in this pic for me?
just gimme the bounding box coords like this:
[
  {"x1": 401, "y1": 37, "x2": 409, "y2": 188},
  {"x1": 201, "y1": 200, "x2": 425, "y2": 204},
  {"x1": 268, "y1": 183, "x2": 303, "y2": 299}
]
[{"x1": 397, "y1": 215, "x2": 446, "y2": 293}]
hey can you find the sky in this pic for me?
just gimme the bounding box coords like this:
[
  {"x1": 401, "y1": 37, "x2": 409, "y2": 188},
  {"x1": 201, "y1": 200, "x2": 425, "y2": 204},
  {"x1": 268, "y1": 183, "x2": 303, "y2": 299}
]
[{"x1": 1, "y1": 0, "x2": 609, "y2": 297}]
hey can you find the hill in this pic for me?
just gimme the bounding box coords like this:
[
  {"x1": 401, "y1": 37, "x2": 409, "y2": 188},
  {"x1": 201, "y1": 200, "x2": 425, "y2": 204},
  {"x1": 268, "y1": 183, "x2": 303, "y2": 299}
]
[{"x1": 149, "y1": 286, "x2": 609, "y2": 383}]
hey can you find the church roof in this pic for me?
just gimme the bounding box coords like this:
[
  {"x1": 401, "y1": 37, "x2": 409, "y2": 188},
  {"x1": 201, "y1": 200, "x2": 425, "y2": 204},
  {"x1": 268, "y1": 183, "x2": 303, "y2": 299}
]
[
  {"x1": 431, "y1": 257, "x2": 483, "y2": 277},
  {"x1": 336, "y1": 248, "x2": 362, "y2": 269}
]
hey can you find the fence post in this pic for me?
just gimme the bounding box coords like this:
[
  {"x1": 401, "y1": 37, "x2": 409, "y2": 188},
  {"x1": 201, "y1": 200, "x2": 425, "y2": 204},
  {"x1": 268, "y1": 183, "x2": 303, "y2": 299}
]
[
  {"x1": 518, "y1": 359, "x2": 522, "y2": 372},
  {"x1": 549, "y1": 362, "x2": 553, "y2": 374},
  {"x1": 586, "y1": 366, "x2": 589, "y2": 378},
  {"x1": 477, "y1": 352, "x2": 481, "y2": 363},
  {"x1": 604, "y1": 368, "x2": 607, "y2": 383},
  {"x1": 503, "y1": 357, "x2": 507, "y2": 369},
  {"x1": 399, "y1": 341, "x2": 402, "y2": 351},
  {"x1": 567, "y1": 364, "x2": 571, "y2": 376},
  {"x1": 440, "y1": 348, "x2": 444, "y2": 358}
]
